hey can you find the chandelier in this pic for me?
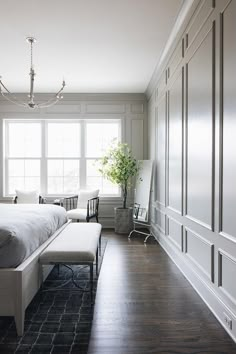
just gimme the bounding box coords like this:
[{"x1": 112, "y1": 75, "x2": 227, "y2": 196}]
[{"x1": 0, "y1": 37, "x2": 66, "y2": 109}]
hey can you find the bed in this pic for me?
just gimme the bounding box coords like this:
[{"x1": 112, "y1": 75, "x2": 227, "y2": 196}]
[{"x1": 0, "y1": 204, "x2": 69, "y2": 335}]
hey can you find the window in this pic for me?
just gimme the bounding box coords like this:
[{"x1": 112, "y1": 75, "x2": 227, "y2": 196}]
[
  {"x1": 47, "y1": 122, "x2": 81, "y2": 194},
  {"x1": 4, "y1": 119, "x2": 121, "y2": 196},
  {"x1": 86, "y1": 122, "x2": 120, "y2": 195},
  {"x1": 47, "y1": 159, "x2": 80, "y2": 194},
  {"x1": 6, "y1": 122, "x2": 41, "y2": 194}
]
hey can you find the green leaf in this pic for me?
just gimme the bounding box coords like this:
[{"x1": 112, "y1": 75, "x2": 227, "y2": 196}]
[{"x1": 97, "y1": 141, "x2": 140, "y2": 204}]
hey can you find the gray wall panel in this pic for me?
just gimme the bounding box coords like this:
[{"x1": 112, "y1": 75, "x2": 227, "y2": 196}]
[
  {"x1": 185, "y1": 228, "x2": 214, "y2": 282},
  {"x1": 168, "y1": 70, "x2": 183, "y2": 213},
  {"x1": 155, "y1": 207, "x2": 166, "y2": 234},
  {"x1": 131, "y1": 119, "x2": 144, "y2": 160},
  {"x1": 219, "y1": 250, "x2": 236, "y2": 305},
  {"x1": 156, "y1": 95, "x2": 166, "y2": 206},
  {"x1": 148, "y1": 0, "x2": 236, "y2": 340},
  {"x1": 221, "y1": 0, "x2": 236, "y2": 238},
  {"x1": 167, "y1": 216, "x2": 183, "y2": 251},
  {"x1": 186, "y1": 28, "x2": 214, "y2": 228}
]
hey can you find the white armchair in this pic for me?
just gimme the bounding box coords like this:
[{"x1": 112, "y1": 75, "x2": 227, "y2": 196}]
[{"x1": 63, "y1": 189, "x2": 99, "y2": 222}]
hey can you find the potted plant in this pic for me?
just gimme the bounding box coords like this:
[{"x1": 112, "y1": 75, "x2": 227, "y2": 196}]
[{"x1": 99, "y1": 141, "x2": 139, "y2": 233}]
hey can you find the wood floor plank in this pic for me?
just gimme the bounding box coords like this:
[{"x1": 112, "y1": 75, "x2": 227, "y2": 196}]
[{"x1": 88, "y1": 231, "x2": 236, "y2": 354}]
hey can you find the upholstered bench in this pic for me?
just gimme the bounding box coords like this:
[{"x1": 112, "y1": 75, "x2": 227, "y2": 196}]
[{"x1": 39, "y1": 223, "x2": 102, "y2": 302}]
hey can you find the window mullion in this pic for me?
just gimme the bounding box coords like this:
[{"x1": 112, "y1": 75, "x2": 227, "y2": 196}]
[
  {"x1": 5, "y1": 122, "x2": 9, "y2": 196},
  {"x1": 80, "y1": 120, "x2": 86, "y2": 189},
  {"x1": 41, "y1": 121, "x2": 47, "y2": 195}
]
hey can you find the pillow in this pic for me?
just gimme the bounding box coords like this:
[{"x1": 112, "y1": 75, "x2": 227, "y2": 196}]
[
  {"x1": 77, "y1": 189, "x2": 99, "y2": 209},
  {"x1": 15, "y1": 190, "x2": 40, "y2": 204}
]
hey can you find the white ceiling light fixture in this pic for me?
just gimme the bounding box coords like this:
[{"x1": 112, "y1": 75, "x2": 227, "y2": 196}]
[{"x1": 0, "y1": 37, "x2": 66, "y2": 109}]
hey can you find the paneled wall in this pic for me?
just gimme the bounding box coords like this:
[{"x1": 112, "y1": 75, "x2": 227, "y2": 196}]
[
  {"x1": 148, "y1": 0, "x2": 236, "y2": 341},
  {"x1": 0, "y1": 93, "x2": 147, "y2": 227}
]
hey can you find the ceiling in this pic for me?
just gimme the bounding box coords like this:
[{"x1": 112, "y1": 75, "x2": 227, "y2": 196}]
[{"x1": 0, "y1": 0, "x2": 183, "y2": 93}]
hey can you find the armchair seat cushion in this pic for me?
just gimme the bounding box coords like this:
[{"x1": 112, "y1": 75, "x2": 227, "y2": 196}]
[
  {"x1": 67, "y1": 208, "x2": 88, "y2": 220},
  {"x1": 63, "y1": 189, "x2": 99, "y2": 223}
]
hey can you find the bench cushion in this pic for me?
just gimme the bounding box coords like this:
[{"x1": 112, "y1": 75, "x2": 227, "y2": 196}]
[{"x1": 40, "y1": 223, "x2": 101, "y2": 264}]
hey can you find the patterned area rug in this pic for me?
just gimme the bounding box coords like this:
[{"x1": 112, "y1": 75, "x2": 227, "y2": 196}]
[{"x1": 0, "y1": 239, "x2": 107, "y2": 354}]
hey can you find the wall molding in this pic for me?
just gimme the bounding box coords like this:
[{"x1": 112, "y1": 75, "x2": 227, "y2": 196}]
[
  {"x1": 155, "y1": 207, "x2": 166, "y2": 235},
  {"x1": 0, "y1": 93, "x2": 146, "y2": 104},
  {"x1": 148, "y1": 0, "x2": 236, "y2": 342},
  {"x1": 184, "y1": 21, "x2": 215, "y2": 232},
  {"x1": 146, "y1": 0, "x2": 199, "y2": 99},
  {"x1": 153, "y1": 224, "x2": 236, "y2": 343},
  {"x1": 166, "y1": 216, "x2": 183, "y2": 252},
  {"x1": 218, "y1": 249, "x2": 236, "y2": 307},
  {"x1": 185, "y1": 227, "x2": 214, "y2": 283}
]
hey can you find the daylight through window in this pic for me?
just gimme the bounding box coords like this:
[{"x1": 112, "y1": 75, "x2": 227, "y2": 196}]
[{"x1": 4, "y1": 119, "x2": 121, "y2": 196}]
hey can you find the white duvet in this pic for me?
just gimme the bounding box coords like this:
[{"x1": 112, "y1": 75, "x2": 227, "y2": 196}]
[{"x1": 0, "y1": 204, "x2": 67, "y2": 268}]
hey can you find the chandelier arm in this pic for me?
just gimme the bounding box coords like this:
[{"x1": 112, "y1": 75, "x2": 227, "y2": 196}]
[
  {"x1": 0, "y1": 81, "x2": 28, "y2": 107},
  {"x1": 53, "y1": 81, "x2": 66, "y2": 98},
  {"x1": 37, "y1": 81, "x2": 66, "y2": 108},
  {"x1": 37, "y1": 97, "x2": 60, "y2": 108},
  {"x1": 0, "y1": 91, "x2": 28, "y2": 107},
  {"x1": 0, "y1": 80, "x2": 13, "y2": 94},
  {"x1": 37, "y1": 94, "x2": 62, "y2": 107}
]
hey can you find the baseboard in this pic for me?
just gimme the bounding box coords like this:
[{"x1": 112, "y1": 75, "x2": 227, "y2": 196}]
[{"x1": 152, "y1": 224, "x2": 236, "y2": 343}]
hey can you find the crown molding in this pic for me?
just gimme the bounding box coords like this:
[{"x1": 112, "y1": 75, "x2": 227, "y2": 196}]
[
  {"x1": 0, "y1": 92, "x2": 146, "y2": 104},
  {"x1": 145, "y1": 0, "x2": 200, "y2": 100}
]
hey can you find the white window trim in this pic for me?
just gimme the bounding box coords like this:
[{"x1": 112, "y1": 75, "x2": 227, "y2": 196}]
[{"x1": 3, "y1": 118, "x2": 122, "y2": 198}]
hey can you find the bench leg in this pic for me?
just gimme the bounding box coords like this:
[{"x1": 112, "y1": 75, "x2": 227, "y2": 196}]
[
  {"x1": 57, "y1": 264, "x2": 60, "y2": 275},
  {"x1": 90, "y1": 264, "x2": 93, "y2": 304},
  {"x1": 15, "y1": 311, "x2": 25, "y2": 337},
  {"x1": 96, "y1": 248, "x2": 98, "y2": 276},
  {"x1": 99, "y1": 234, "x2": 101, "y2": 256}
]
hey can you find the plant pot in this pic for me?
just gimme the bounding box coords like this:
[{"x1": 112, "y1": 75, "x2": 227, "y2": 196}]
[{"x1": 114, "y1": 207, "x2": 133, "y2": 234}]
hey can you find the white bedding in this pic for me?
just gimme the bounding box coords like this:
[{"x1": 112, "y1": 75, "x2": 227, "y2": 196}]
[{"x1": 0, "y1": 204, "x2": 67, "y2": 268}]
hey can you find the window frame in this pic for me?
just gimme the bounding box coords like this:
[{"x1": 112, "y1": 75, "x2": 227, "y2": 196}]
[
  {"x1": 84, "y1": 119, "x2": 121, "y2": 197},
  {"x1": 4, "y1": 120, "x2": 42, "y2": 196},
  {"x1": 45, "y1": 119, "x2": 81, "y2": 196},
  {"x1": 3, "y1": 118, "x2": 122, "y2": 197}
]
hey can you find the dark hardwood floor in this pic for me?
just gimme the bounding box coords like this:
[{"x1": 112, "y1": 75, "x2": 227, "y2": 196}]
[{"x1": 88, "y1": 230, "x2": 236, "y2": 354}]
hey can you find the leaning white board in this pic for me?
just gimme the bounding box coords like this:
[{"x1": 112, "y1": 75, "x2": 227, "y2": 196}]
[{"x1": 134, "y1": 160, "x2": 153, "y2": 222}]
